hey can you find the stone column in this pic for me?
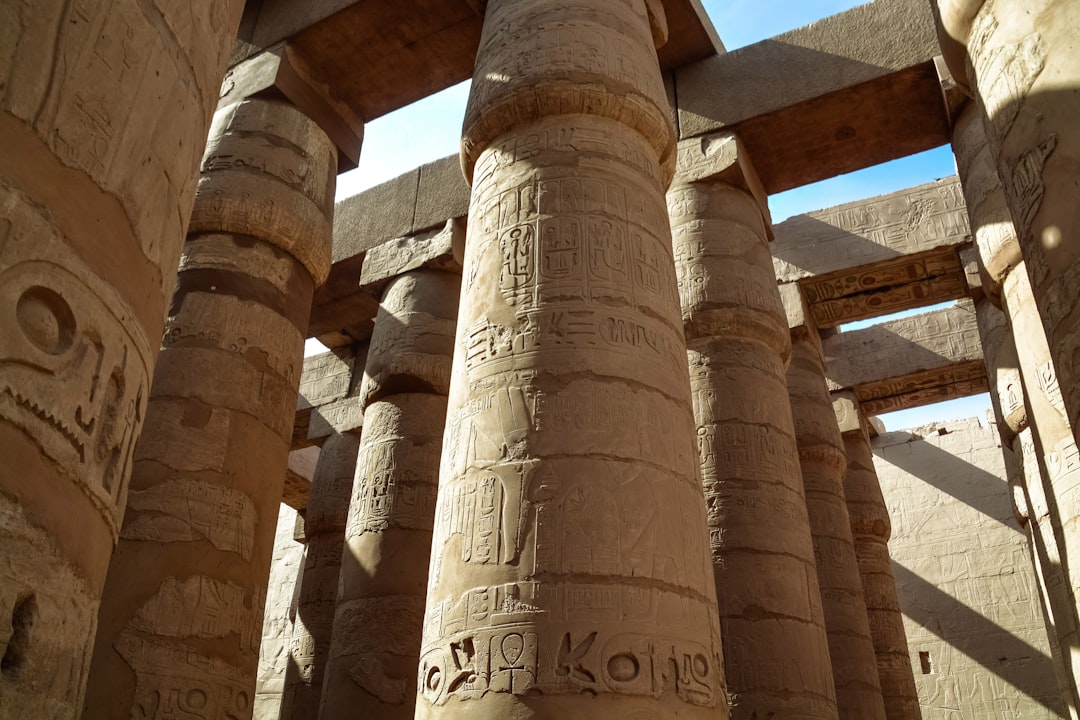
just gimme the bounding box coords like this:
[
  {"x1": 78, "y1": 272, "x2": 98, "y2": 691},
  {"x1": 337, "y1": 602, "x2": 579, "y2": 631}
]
[
  {"x1": 419, "y1": 1, "x2": 725, "y2": 717},
  {"x1": 835, "y1": 394, "x2": 922, "y2": 720},
  {"x1": 783, "y1": 285, "x2": 888, "y2": 720},
  {"x1": 322, "y1": 242, "x2": 460, "y2": 720},
  {"x1": 954, "y1": 101, "x2": 1080, "y2": 710},
  {"x1": 670, "y1": 135, "x2": 836, "y2": 720},
  {"x1": 937, "y1": 0, "x2": 1080, "y2": 446},
  {"x1": 0, "y1": 3, "x2": 243, "y2": 716},
  {"x1": 280, "y1": 432, "x2": 360, "y2": 720},
  {"x1": 83, "y1": 93, "x2": 339, "y2": 718}
]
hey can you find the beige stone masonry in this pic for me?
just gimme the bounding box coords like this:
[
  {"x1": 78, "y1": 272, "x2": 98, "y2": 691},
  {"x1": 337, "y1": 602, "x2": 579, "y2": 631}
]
[
  {"x1": 784, "y1": 285, "x2": 888, "y2": 720},
  {"x1": 322, "y1": 269, "x2": 459, "y2": 720},
  {"x1": 418, "y1": 1, "x2": 724, "y2": 717},
  {"x1": 836, "y1": 397, "x2": 923, "y2": 720},
  {"x1": 280, "y1": 432, "x2": 359, "y2": 720},
  {"x1": 874, "y1": 418, "x2": 1066, "y2": 719},
  {"x1": 83, "y1": 95, "x2": 336, "y2": 719},
  {"x1": 672, "y1": 135, "x2": 836, "y2": 719},
  {"x1": 772, "y1": 178, "x2": 971, "y2": 328},
  {"x1": 0, "y1": 2, "x2": 244, "y2": 716},
  {"x1": 823, "y1": 299, "x2": 988, "y2": 416},
  {"x1": 937, "y1": 0, "x2": 1080, "y2": 455}
]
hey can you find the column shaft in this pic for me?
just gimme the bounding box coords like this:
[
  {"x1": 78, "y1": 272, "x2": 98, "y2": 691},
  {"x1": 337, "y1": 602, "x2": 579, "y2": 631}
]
[
  {"x1": 788, "y1": 333, "x2": 887, "y2": 720},
  {"x1": 281, "y1": 432, "x2": 360, "y2": 720},
  {"x1": 956, "y1": 100, "x2": 1080, "y2": 710},
  {"x1": 84, "y1": 97, "x2": 336, "y2": 718},
  {"x1": 419, "y1": 1, "x2": 725, "y2": 716},
  {"x1": 670, "y1": 179, "x2": 837, "y2": 720},
  {"x1": 322, "y1": 270, "x2": 458, "y2": 719},
  {"x1": 0, "y1": 3, "x2": 243, "y2": 715},
  {"x1": 940, "y1": 0, "x2": 1080, "y2": 446},
  {"x1": 843, "y1": 426, "x2": 922, "y2": 720}
]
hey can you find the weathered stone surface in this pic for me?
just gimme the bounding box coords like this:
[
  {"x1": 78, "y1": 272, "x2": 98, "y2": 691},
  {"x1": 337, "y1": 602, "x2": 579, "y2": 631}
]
[
  {"x1": 938, "y1": 0, "x2": 1080, "y2": 456},
  {"x1": 254, "y1": 505, "x2": 305, "y2": 720},
  {"x1": 678, "y1": 0, "x2": 948, "y2": 191},
  {"x1": 294, "y1": 346, "x2": 368, "y2": 447},
  {"x1": 0, "y1": 1, "x2": 244, "y2": 715},
  {"x1": 842, "y1": 419, "x2": 923, "y2": 720},
  {"x1": 284, "y1": 447, "x2": 320, "y2": 510},
  {"x1": 84, "y1": 97, "x2": 335, "y2": 719},
  {"x1": 786, "y1": 288, "x2": 887, "y2": 720},
  {"x1": 280, "y1": 432, "x2": 359, "y2": 720},
  {"x1": 823, "y1": 299, "x2": 987, "y2": 414},
  {"x1": 672, "y1": 170, "x2": 835, "y2": 718},
  {"x1": 874, "y1": 417, "x2": 1066, "y2": 719},
  {"x1": 418, "y1": 1, "x2": 724, "y2": 716}
]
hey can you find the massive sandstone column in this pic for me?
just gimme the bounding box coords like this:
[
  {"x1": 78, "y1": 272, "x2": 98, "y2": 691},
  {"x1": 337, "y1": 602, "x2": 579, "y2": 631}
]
[
  {"x1": 83, "y1": 94, "x2": 338, "y2": 718},
  {"x1": 783, "y1": 285, "x2": 888, "y2": 720},
  {"x1": 280, "y1": 432, "x2": 360, "y2": 720},
  {"x1": 418, "y1": 1, "x2": 725, "y2": 717},
  {"x1": 0, "y1": 2, "x2": 243, "y2": 716},
  {"x1": 835, "y1": 394, "x2": 922, "y2": 720},
  {"x1": 937, "y1": 0, "x2": 1080, "y2": 447},
  {"x1": 954, "y1": 102, "x2": 1080, "y2": 710},
  {"x1": 322, "y1": 259, "x2": 459, "y2": 720},
  {"x1": 669, "y1": 135, "x2": 836, "y2": 720}
]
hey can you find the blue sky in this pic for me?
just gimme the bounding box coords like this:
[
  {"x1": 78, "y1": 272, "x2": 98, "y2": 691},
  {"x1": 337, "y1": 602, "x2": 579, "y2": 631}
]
[{"x1": 323, "y1": 0, "x2": 993, "y2": 432}]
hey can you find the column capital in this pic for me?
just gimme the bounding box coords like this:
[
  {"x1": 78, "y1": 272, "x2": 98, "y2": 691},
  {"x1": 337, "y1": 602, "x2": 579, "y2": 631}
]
[
  {"x1": 832, "y1": 390, "x2": 865, "y2": 436},
  {"x1": 359, "y1": 219, "x2": 464, "y2": 297},
  {"x1": 674, "y1": 132, "x2": 771, "y2": 238},
  {"x1": 933, "y1": 0, "x2": 987, "y2": 93},
  {"x1": 221, "y1": 44, "x2": 365, "y2": 170}
]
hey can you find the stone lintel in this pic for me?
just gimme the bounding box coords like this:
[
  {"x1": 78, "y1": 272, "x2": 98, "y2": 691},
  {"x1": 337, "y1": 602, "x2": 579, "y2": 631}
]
[
  {"x1": 293, "y1": 346, "x2": 367, "y2": 448},
  {"x1": 676, "y1": 0, "x2": 949, "y2": 192},
  {"x1": 284, "y1": 446, "x2": 320, "y2": 510},
  {"x1": 221, "y1": 44, "x2": 365, "y2": 170},
  {"x1": 674, "y1": 132, "x2": 772, "y2": 236},
  {"x1": 823, "y1": 299, "x2": 988, "y2": 414},
  {"x1": 234, "y1": 0, "x2": 719, "y2": 124},
  {"x1": 359, "y1": 218, "x2": 464, "y2": 294}
]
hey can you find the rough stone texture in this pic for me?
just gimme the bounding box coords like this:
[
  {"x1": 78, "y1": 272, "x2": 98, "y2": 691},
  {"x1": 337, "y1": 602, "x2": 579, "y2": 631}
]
[
  {"x1": 255, "y1": 505, "x2": 305, "y2": 720},
  {"x1": 772, "y1": 178, "x2": 971, "y2": 328},
  {"x1": 294, "y1": 346, "x2": 369, "y2": 447},
  {"x1": 786, "y1": 290, "x2": 888, "y2": 720},
  {"x1": 671, "y1": 145, "x2": 836, "y2": 719},
  {"x1": 322, "y1": 271, "x2": 458, "y2": 720},
  {"x1": 417, "y1": 1, "x2": 725, "y2": 717},
  {"x1": 955, "y1": 100, "x2": 1080, "y2": 712},
  {"x1": 280, "y1": 432, "x2": 359, "y2": 720},
  {"x1": 0, "y1": 2, "x2": 244, "y2": 716},
  {"x1": 873, "y1": 417, "x2": 1066, "y2": 719},
  {"x1": 937, "y1": 0, "x2": 1080, "y2": 455},
  {"x1": 823, "y1": 299, "x2": 988, "y2": 416},
  {"x1": 842, "y1": 417, "x2": 923, "y2": 720},
  {"x1": 83, "y1": 97, "x2": 335, "y2": 719},
  {"x1": 677, "y1": 0, "x2": 949, "y2": 192}
]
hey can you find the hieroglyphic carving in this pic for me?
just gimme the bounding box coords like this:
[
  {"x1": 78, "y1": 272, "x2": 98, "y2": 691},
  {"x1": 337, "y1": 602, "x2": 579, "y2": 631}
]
[
  {"x1": 858, "y1": 362, "x2": 990, "y2": 416},
  {"x1": 0, "y1": 182, "x2": 151, "y2": 535},
  {"x1": 967, "y1": 11, "x2": 1045, "y2": 146}
]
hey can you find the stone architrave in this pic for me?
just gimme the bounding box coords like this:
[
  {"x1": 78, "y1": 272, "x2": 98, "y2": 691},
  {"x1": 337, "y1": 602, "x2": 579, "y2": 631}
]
[
  {"x1": 418, "y1": 1, "x2": 725, "y2": 717},
  {"x1": 280, "y1": 431, "x2": 360, "y2": 720},
  {"x1": 937, "y1": 0, "x2": 1080, "y2": 448},
  {"x1": 0, "y1": 3, "x2": 244, "y2": 716},
  {"x1": 82, "y1": 96, "x2": 337, "y2": 719},
  {"x1": 833, "y1": 393, "x2": 922, "y2": 720},
  {"x1": 320, "y1": 269, "x2": 459, "y2": 720},
  {"x1": 954, "y1": 102, "x2": 1080, "y2": 711},
  {"x1": 670, "y1": 134, "x2": 836, "y2": 719},
  {"x1": 783, "y1": 285, "x2": 888, "y2": 720}
]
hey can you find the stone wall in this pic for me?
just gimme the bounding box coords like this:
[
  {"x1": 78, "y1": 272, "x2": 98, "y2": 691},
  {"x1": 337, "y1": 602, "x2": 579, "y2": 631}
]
[
  {"x1": 873, "y1": 417, "x2": 1065, "y2": 719},
  {"x1": 255, "y1": 505, "x2": 305, "y2": 720}
]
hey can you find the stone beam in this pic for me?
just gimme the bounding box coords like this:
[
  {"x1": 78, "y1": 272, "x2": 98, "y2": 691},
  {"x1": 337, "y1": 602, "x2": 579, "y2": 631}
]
[
  {"x1": 676, "y1": 0, "x2": 950, "y2": 192},
  {"x1": 283, "y1": 446, "x2": 320, "y2": 510},
  {"x1": 773, "y1": 177, "x2": 973, "y2": 327},
  {"x1": 823, "y1": 299, "x2": 989, "y2": 414},
  {"x1": 294, "y1": 346, "x2": 366, "y2": 449},
  {"x1": 233, "y1": 0, "x2": 720, "y2": 123},
  {"x1": 220, "y1": 45, "x2": 365, "y2": 169},
  {"x1": 310, "y1": 156, "x2": 469, "y2": 346}
]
